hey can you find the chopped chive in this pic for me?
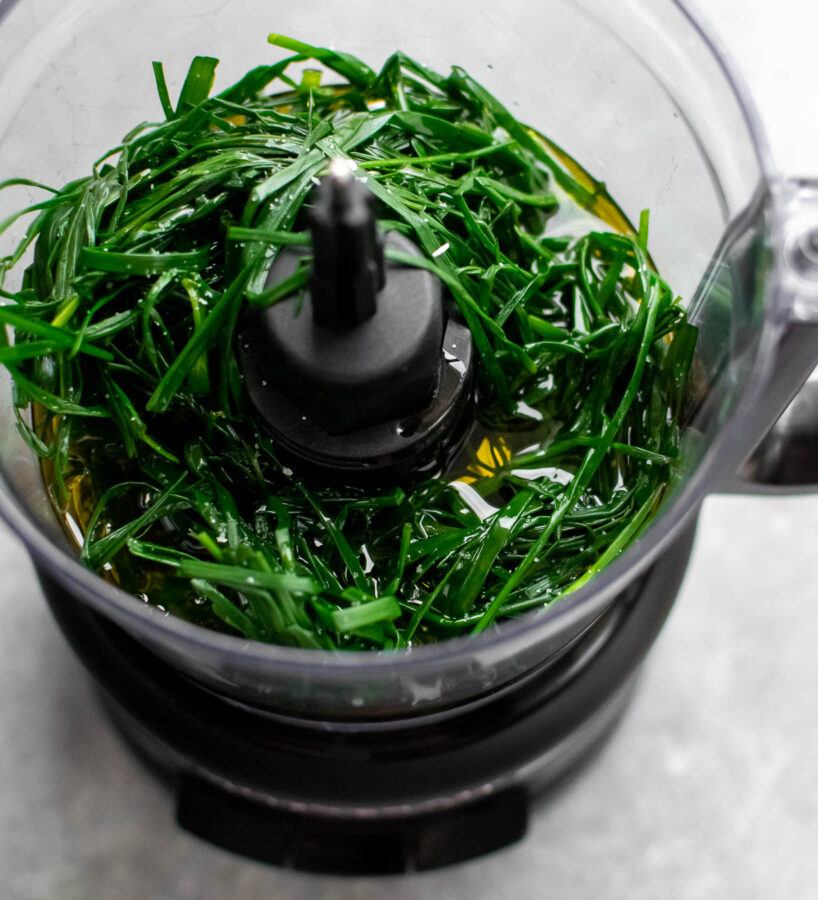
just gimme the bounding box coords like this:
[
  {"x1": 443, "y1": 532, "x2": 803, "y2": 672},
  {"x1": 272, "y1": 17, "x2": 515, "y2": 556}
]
[
  {"x1": 176, "y1": 560, "x2": 318, "y2": 595},
  {"x1": 175, "y1": 56, "x2": 219, "y2": 115},
  {"x1": 331, "y1": 596, "x2": 401, "y2": 633},
  {"x1": 245, "y1": 264, "x2": 310, "y2": 306},
  {"x1": 79, "y1": 247, "x2": 210, "y2": 275},
  {"x1": 637, "y1": 209, "x2": 650, "y2": 253},
  {"x1": 0, "y1": 37, "x2": 695, "y2": 650}
]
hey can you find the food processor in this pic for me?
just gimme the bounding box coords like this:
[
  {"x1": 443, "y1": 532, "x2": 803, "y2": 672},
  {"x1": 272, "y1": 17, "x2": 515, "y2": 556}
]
[{"x1": 1, "y1": 0, "x2": 817, "y2": 874}]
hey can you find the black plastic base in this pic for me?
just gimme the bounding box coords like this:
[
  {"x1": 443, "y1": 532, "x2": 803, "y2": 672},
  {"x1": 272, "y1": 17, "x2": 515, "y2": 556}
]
[
  {"x1": 176, "y1": 777, "x2": 528, "y2": 873},
  {"x1": 36, "y1": 518, "x2": 696, "y2": 874}
]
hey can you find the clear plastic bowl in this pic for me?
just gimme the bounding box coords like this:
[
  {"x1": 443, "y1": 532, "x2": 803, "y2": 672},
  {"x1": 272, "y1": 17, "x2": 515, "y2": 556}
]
[{"x1": 1, "y1": 0, "x2": 813, "y2": 718}]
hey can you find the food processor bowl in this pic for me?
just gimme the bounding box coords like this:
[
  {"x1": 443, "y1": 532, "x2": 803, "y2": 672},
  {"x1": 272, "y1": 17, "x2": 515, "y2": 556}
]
[{"x1": 1, "y1": 0, "x2": 817, "y2": 873}]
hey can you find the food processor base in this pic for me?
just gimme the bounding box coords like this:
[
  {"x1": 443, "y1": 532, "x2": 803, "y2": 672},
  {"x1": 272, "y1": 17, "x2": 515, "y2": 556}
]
[
  {"x1": 35, "y1": 520, "x2": 695, "y2": 874},
  {"x1": 166, "y1": 684, "x2": 635, "y2": 873}
]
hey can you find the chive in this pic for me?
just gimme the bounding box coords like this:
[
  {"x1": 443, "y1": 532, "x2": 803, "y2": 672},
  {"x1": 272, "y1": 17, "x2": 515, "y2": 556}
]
[
  {"x1": 473, "y1": 273, "x2": 665, "y2": 632},
  {"x1": 383, "y1": 521, "x2": 412, "y2": 596},
  {"x1": 191, "y1": 579, "x2": 265, "y2": 640},
  {"x1": 0, "y1": 308, "x2": 113, "y2": 360},
  {"x1": 152, "y1": 61, "x2": 175, "y2": 120},
  {"x1": 227, "y1": 226, "x2": 310, "y2": 246},
  {"x1": 443, "y1": 489, "x2": 534, "y2": 618},
  {"x1": 175, "y1": 56, "x2": 219, "y2": 115},
  {"x1": 127, "y1": 538, "x2": 196, "y2": 567},
  {"x1": 401, "y1": 563, "x2": 458, "y2": 646},
  {"x1": 177, "y1": 560, "x2": 318, "y2": 595},
  {"x1": 268, "y1": 498, "x2": 296, "y2": 572},
  {"x1": 358, "y1": 140, "x2": 517, "y2": 170},
  {"x1": 146, "y1": 268, "x2": 252, "y2": 413},
  {"x1": 246, "y1": 264, "x2": 310, "y2": 306},
  {"x1": 0, "y1": 177, "x2": 58, "y2": 194},
  {"x1": 637, "y1": 209, "x2": 650, "y2": 253},
  {"x1": 0, "y1": 37, "x2": 695, "y2": 650},
  {"x1": 267, "y1": 34, "x2": 376, "y2": 90},
  {"x1": 78, "y1": 247, "x2": 210, "y2": 275},
  {"x1": 50, "y1": 297, "x2": 79, "y2": 329},
  {"x1": 103, "y1": 372, "x2": 179, "y2": 462},
  {"x1": 83, "y1": 475, "x2": 187, "y2": 569},
  {"x1": 332, "y1": 596, "x2": 401, "y2": 633},
  {"x1": 6, "y1": 365, "x2": 110, "y2": 418},
  {"x1": 14, "y1": 405, "x2": 54, "y2": 458},
  {"x1": 560, "y1": 485, "x2": 662, "y2": 597},
  {"x1": 298, "y1": 483, "x2": 370, "y2": 593}
]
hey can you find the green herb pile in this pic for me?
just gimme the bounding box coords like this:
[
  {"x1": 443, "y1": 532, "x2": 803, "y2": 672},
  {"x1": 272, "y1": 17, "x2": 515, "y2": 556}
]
[{"x1": 0, "y1": 35, "x2": 696, "y2": 649}]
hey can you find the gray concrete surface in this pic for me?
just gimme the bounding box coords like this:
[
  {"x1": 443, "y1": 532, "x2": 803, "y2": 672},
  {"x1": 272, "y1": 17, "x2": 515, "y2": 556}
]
[{"x1": 2, "y1": 2, "x2": 818, "y2": 898}]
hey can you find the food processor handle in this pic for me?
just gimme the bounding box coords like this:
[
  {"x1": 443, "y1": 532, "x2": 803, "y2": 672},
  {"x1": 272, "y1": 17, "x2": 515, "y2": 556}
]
[{"x1": 715, "y1": 178, "x2": 818, "y2": 494}]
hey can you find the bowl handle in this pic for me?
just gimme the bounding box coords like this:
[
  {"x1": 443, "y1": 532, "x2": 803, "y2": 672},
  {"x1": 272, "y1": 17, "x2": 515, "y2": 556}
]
[{"x1": 715, "y1": 179, "x2": 818, "y2": 494}]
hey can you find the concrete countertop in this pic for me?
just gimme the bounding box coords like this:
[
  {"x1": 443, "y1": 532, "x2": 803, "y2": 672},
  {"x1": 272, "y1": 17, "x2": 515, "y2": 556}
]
[{"x1": 2, "y1": 2, "x2": 817, "y2": 898}]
